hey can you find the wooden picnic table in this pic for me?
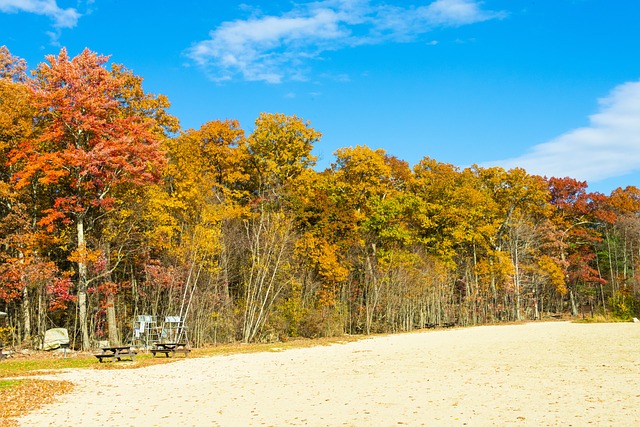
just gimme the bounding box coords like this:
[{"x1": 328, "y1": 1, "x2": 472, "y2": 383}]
[
  {"x1": 95, "y1": 345, "x2": 137, "y2": 362},
  {"x1": 150, "y1": 342, "x2": 191, "y2": 358}
]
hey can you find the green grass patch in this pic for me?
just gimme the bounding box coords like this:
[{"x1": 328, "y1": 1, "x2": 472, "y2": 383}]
[
  {"x1": 0, "y1": 355, "x2": 97, "y2": 378},
  {"x1": 574, "y1": 314, "x2": 633, "y2": 323},
  {"x1": 0, "y1": 379, "x2": 21, "y2": 390}
]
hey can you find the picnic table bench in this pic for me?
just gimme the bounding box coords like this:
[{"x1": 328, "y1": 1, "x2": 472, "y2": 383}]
[
  {"x1": 95, "y1": 346, "x2": 137, "y2": 362},
  {"x1": 424, "y1": 321, "x2": 457, "y2": 329},
  {"x1": 150, "y1": 342, "x2": 191, "y2": 358}
]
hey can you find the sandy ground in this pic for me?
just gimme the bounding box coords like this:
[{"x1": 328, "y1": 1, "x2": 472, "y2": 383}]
[{"x1": 16, "y1": 322, "x2": 640, "y2": 426}]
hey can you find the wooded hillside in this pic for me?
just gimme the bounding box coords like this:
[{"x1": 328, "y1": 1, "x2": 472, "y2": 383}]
[{"x1": 1, "y1": 47, "x2": 639, "y2": 349}]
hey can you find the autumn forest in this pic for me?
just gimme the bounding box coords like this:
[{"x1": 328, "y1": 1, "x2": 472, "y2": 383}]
[{"x1": 1, "y1": 46, "x2": 639, "y2": 350}]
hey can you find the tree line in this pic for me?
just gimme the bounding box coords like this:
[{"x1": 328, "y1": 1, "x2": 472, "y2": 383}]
[{"x1": 1, "y1": 47, "x2": 639, "y2": 350}]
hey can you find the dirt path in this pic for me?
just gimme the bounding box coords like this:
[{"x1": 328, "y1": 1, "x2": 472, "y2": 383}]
[{"x1": 17, "y1": 322, "x2": 640, "y2": 426}]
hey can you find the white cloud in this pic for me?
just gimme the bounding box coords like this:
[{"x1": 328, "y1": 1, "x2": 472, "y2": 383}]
[
  {"x1": 0, "y1": 0, "x2": 80, "y2": 28},
  {"x1": 486, "y1": 81, "x2": 640, "y2": 183},
  {"x1": 189, "y1": 7, "x2": 348, "y2": 83},
  {"x1": 421, "y1": 0, "x2": 502, "y2": 26},
  {"x1": 188, "y1": 0, "x2": 505, "y2": 83}
]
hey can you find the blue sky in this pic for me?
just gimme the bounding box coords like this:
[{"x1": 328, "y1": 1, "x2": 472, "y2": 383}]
[{"x1": 1, "y1": 0, "x2": 639, "y2": 194}]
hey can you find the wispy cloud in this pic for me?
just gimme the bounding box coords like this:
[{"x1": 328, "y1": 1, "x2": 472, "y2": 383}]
[
  {"x1": 423, "y1": 0, "x2": 499, "y2": 26},
  {"x1": 0, "y1": 0, "x2": 81, "y2": 28},
  {"x1": 485, "y1": 81, "x2": 640, "y2": 184},
  {"x1": 188, "y1": 0, "x2": 506, "y2": 83}
]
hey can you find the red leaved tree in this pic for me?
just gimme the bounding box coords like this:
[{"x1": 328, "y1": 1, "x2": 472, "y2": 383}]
[{"x1": 10, "y1": 48, "x2": 166, "y2": 349}]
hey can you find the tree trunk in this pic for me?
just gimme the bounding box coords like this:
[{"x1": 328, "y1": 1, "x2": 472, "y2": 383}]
[
  {"x1": 106, "y1": 294, "x2": 120, "y2": 346},
  {"x1": 22, "y1": 286, "x2": 31, "y2": 344},
  {"x1": 570, "y1": 289, "x2": 578, "y2": 316},
  {"x1": 512, "y1": 240, "x2": 522, "y2": 322},
  {"x1": 103, "y1": 244, "x2": 120, "y2": 346},
  {"x1": 37, "y1": 286, "x2": 46, "y2": 347},
  {"x1": 77, "y1": 217, "x2": 91, "y2": 350}
]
